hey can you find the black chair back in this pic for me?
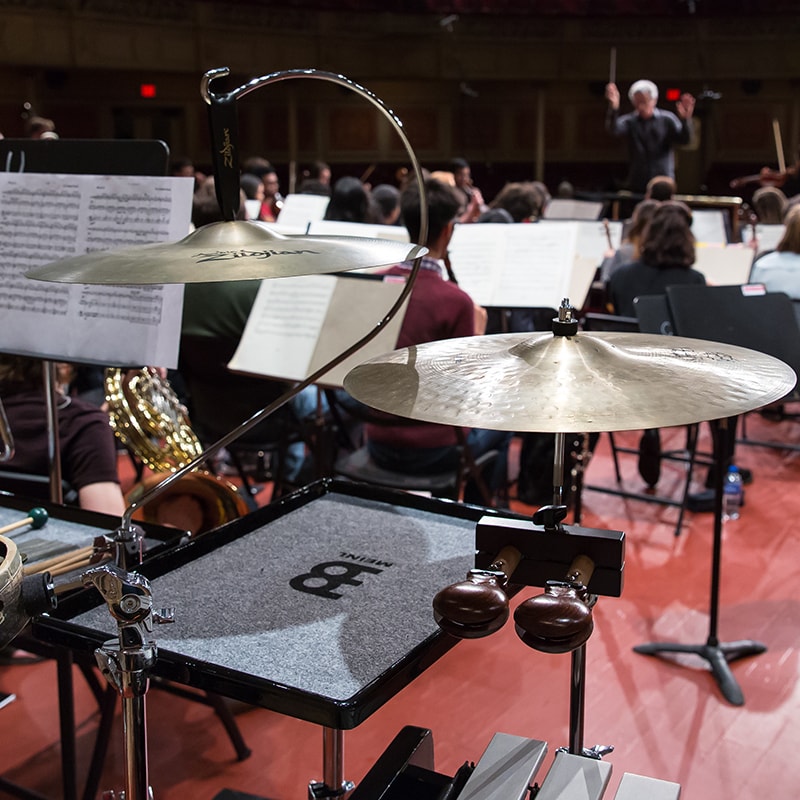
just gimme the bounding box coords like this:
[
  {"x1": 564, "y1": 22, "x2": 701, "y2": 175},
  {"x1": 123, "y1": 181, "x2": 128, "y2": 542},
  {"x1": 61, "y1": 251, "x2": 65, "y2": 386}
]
[
  {"x1": 633, "y1": 294, "x2": 674, "y2": 335},
  {"x1": 666, "y1": 285, "x2": 800, "y2": 400}
]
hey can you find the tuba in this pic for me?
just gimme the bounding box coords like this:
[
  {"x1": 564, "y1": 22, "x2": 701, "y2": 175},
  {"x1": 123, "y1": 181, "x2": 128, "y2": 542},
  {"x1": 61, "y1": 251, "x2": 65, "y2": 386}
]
[{"x1": 104, "y1": 367, "x2": 249, "y2": 535}]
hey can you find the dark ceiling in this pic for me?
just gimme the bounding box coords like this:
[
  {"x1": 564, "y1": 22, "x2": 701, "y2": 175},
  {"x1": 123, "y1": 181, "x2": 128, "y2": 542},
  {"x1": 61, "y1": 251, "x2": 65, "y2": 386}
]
[{"x1": 241, "y1": 0, "x2": 795, "y2": 16}]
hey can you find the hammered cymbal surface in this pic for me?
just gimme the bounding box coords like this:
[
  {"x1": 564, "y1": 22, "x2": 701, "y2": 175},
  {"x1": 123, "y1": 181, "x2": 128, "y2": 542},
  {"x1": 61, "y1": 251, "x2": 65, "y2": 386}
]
[
  {"x1": 344, "y1": 331, "x2": 796, "y2": 432},
  {"x1": 26, "y1": 220, "x2": 427, "y2": 284}
]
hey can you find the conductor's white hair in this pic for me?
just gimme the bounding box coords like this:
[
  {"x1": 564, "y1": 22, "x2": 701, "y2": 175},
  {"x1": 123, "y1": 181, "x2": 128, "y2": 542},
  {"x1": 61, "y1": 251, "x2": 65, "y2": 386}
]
[{"x1": 628, "y1": 80, "x2": 658, "y2": 102}]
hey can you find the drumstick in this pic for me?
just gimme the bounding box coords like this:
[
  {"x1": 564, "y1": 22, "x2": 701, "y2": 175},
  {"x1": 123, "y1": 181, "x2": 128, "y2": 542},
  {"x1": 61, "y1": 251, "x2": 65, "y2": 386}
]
[
  {"x1": 23, "y1": 544, "x2": 94, "y2": 575},
  {"x1": 0, "y1": 507, "x2": 48, "y2": 538},
  {"x1": 48, "y1": 553, "x2": 108, "y2": 578},
  {"x1": 609, "y1": 47, "x2": 617, "y2": 85}
]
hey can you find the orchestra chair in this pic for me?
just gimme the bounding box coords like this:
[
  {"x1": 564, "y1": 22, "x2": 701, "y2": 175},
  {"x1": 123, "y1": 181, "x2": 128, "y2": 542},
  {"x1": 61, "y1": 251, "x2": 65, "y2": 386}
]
[
  {"x1": 665, "y1": 285, "x2": 800, "y2": 453},
  {"x1": 579, "y1": 310, "x2": 704, "y2": 536},
  {"x1": 326, "y1": 390, "x2": 501, "y2": 507},
  {"x1": 485, "y1": 305, "x2": 559, "y2": 335},
  {"x1": 178, "y1": 335, "x2": 317, "y2": 505}
]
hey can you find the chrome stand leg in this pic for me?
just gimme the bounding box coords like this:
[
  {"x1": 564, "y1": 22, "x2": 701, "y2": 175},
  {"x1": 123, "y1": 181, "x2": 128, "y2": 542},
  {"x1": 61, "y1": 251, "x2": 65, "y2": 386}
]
[
  {"x1": 85, "y1": 561, "x2": 173, "y2": 800},
  {"x1": 308, "y1": 727, "x2": 354, "y2": 798}
]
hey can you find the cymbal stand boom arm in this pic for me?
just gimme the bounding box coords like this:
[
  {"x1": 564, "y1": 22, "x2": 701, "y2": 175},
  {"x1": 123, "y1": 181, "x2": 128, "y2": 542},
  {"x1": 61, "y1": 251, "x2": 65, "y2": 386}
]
[
  {"x1": 98, "y1": 67, "x2": 429, "y2": 800},
  {"x1": 119, "y1": 67, "x2": 428, "y2": 540}
]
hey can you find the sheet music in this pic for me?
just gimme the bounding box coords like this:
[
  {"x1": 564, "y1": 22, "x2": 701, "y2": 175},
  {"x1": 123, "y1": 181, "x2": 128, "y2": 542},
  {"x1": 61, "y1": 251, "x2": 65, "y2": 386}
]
[
  {"x1": 541, "y1": 219, "x2": 623, "y2": 271},
  {"x1": 308, "y1": 218, "x2": 411, "y2": 243},
  {"x1": 543, "y1": 199, "x2": 603, "y2": 220},
  {"x1": 741, "y1": 223, "x2": 785, "y2": 255},
  {"x1": 232, "y1": 275, "x2": 336, "y2": 381},
  {"x1": 691, "y1": 209, "x2": 728, "y2": 244},
  {"x1": 276, "y1": 193, "x2": 330, "y2": 231},
  {"x1": 0, "y1": 173, "x2": 192, "y2": 367},
  {"x1": 229, "y1": 274, "x2": 407, "y2": 387},
  {"x1": 694, "y1": 244, "x2": 755, "y2": 286},
  {"x1": 447, "y1": 222, "x2": 583, "y2": 308}
]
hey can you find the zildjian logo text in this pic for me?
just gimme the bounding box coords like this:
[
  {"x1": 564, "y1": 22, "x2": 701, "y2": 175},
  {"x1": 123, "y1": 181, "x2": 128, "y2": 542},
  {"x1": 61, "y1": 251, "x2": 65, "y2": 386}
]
[
  {"x1": 193, "y1": 249, "x2": 322, "y2": 263},
  {"x1": 220, "y1": 127, "x2": 234, "y2": 168}
]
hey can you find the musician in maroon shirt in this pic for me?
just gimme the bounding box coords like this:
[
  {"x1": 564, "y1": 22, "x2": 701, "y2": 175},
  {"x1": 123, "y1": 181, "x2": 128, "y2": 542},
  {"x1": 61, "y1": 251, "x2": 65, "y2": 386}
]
[{"x1": 364, "y1": 178, "x2": 509, "y2": 499}]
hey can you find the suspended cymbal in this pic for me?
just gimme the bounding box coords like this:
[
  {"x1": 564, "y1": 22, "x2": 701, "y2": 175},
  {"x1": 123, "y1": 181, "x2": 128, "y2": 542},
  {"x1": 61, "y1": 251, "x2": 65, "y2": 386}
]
[
  {"x1": 25, "y1": 220, "x2": 427, "y2": 285},
  {"x1": 344, "y1": 331, "x2": 796, "y2": 433}
]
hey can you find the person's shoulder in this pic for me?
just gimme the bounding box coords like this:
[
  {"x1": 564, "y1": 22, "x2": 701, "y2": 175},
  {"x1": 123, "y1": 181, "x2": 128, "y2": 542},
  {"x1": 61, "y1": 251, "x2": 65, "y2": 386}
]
[
  {"x1": 609, "y1": 258, "x2": 643, "y2": 279},
  {"x1": 60, "y1": 396, "x2": 112, "y2": 426},
  {"x1": 752, "y1": 249, "x2": 779, "y2": 267},
  {"x1": 655, "y1": 107, "x2": 682, "y2": 122}
]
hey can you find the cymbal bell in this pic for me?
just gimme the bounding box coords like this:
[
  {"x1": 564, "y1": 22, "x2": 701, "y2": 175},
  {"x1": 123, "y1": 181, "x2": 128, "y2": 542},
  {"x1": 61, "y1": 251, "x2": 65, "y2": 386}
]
[
  {"x1": 343, "y1": 331, "x2": 796, "y2": 432},
  {"x1": 25, "y1": 220, "x2": 427, "y2": 285}
]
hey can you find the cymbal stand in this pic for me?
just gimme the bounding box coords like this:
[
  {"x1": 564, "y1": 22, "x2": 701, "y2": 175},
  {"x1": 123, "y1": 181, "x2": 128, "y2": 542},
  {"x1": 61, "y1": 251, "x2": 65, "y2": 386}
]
[
  {"x1": 633, "y1": 416, "x2": 765, "y2": 705},
  {"x1": 550, "y1": 305, "x2": 612, "y2": 758},
  {"x1": 78, "y1": 66, "x2": 429, "y2": 800},
  {"x1": 498, "y1": 304, "x2": 614, "y2": 758},
  {"x1": 438, "y1": 500, "x2": 623, "y2": 758},
  {"x1": 518, "y1": 505, "x2": 613, "y2": 760},
  {"x1": 82, "y1": 561, "x2": 174, "y2": 800}
]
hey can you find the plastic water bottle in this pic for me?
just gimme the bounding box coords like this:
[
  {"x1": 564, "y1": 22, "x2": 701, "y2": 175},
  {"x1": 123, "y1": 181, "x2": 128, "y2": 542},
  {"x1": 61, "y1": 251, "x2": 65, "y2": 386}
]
[{"x1": 722, "y1": 465, "x2": 743, "y2": 521}]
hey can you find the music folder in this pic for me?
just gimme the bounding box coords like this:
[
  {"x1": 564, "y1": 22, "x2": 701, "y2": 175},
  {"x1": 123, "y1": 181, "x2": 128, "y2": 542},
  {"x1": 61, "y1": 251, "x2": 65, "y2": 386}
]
[{"x1": 228, "y1": 273, "x2": 408, "y2": 388}]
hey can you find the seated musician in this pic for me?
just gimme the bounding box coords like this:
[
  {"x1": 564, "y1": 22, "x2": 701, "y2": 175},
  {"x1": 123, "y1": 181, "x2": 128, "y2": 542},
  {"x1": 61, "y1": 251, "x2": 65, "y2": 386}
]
[
  {"x1": 606, "y1": 200, "x2": 706, "y2": 317},
  {"x1": 0, "y1": 355, "x2": 126, "y2": 515},
  {"x1": 598, "y1": 198, "x2": 661, "y2": 284},
  {"x1": 362, "y1": 177, "x2": 510, "y2": 501},
  {"x1": 730, "y1": 146, "x2": 800, "y2": 201},
  {"x1": 180, "y1": 183, "x2": 319, "y2": 484},
  {"x1": 751, "y1": 185, "x2": 788, "y2": 225},
  {"x1": 750, "y1": 204, "x2": 800, "y2": 300}
]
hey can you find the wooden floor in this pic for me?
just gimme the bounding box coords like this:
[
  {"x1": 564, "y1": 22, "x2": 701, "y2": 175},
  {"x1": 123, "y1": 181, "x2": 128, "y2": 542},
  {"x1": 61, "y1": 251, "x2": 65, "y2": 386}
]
[{"x1": 2, "y1": 413, "x2": 800, "y2": 799}]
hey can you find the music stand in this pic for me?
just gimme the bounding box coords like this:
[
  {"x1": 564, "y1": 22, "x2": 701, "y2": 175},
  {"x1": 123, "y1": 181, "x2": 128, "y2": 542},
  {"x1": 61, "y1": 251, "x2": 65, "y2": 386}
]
[
  {"x1": 0, "y1": 138, "x2": 170, "y2": 504},
  {"x1": 634, "y1": 285, "x2": 799, "y2": 705},
  {"x1": 0, "y1": 139, "x2": 169, "y2": 177}
]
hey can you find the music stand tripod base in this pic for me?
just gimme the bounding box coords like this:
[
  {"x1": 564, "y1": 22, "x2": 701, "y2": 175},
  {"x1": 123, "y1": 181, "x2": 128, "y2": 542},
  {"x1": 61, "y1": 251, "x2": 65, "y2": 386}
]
[
  {"x1": 633, "y1": 638, "x2": 766, "y2": 706},
  {"x1": 634, "y1": 417, "x2": 766, "y2": 708}
]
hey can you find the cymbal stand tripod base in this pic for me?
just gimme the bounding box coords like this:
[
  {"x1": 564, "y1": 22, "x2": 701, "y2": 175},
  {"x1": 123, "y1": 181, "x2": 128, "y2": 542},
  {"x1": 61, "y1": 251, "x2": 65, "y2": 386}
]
[{"x1": 633, "y1": 417, "x2": 765, "y2": 706}]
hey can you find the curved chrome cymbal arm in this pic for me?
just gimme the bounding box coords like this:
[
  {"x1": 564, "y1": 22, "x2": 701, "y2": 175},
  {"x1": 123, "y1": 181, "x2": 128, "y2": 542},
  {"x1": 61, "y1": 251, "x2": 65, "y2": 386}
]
[
  {"x1": 200, "y1": 66, "x2": 428, "y2": 231},
  {"x1": 119, "y1": 67, "x2": 429, "y2": 538}
]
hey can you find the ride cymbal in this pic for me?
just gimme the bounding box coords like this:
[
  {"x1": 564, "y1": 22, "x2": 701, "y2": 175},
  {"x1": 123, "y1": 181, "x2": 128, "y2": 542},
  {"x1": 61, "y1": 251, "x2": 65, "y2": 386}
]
[
  {"x1": 343, "y1": 330, "x2": 796, "y2": 433},
  {"x1": 25, "y1": 220, "x2": 427, "y2": 285}
]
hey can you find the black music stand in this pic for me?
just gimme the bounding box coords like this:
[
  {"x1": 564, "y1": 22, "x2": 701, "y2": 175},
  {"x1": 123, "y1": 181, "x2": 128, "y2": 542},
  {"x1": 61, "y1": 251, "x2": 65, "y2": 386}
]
[
  {"x1": 634, "y1": 285, "x2": 799, "y2": 705},
  {"x1": 0, "y1": 139, "x2": 169, "y2": 177},
  {"x1": 0, "y1": 138, "x2": 173, "y2": 800}
]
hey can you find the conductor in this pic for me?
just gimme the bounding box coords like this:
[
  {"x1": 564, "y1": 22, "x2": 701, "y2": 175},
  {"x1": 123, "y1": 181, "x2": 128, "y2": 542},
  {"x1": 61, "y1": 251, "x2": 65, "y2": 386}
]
[{"x1": 605, "y1": 79, "x2": 695, "y2": 194}]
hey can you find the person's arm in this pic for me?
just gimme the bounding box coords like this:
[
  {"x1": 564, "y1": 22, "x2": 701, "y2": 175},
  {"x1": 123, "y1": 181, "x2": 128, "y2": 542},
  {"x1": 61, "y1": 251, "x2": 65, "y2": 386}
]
[
  {"x1": 78, "y1": 481, "x2": 127, "y2": 516},
  {"x1": 473, "y1": 303, "x2": 488, "y2": 335},
  {"x1": 674, "y1": 93, "x2": 695, "y2": 145},
  {"x1": 604, "y1": 83, "x2": 624, "y2": 136}
]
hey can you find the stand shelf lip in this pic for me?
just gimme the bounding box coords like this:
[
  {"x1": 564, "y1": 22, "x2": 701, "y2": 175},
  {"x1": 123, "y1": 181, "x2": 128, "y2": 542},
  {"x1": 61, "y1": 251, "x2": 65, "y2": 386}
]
[{"x1": 34, "y1": 480, "x2": 526, "y2": 731}]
